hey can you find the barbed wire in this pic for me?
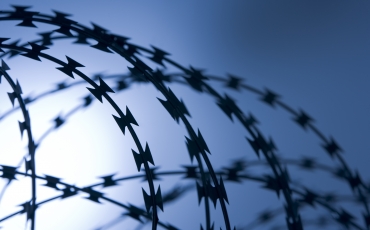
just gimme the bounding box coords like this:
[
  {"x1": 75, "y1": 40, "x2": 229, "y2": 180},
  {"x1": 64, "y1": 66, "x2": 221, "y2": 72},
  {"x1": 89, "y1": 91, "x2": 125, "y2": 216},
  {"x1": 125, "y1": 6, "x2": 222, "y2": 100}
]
[{"x1": 0, "y1": 5, "x2": 368, "y2": 230}]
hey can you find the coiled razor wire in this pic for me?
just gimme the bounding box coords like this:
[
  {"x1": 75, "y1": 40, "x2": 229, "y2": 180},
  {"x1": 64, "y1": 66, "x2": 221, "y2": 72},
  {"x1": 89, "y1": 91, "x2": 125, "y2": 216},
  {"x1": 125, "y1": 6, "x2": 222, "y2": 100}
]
[{"x1": 0, "y1": 5, "x2": 369, "y2": 230}]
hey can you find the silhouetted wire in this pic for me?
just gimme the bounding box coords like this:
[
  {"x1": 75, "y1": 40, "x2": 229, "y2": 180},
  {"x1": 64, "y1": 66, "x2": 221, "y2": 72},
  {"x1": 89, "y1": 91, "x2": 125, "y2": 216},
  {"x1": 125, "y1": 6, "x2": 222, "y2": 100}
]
[{"x1": 0, "y1": 5, "x2": 369, "y2": 230}]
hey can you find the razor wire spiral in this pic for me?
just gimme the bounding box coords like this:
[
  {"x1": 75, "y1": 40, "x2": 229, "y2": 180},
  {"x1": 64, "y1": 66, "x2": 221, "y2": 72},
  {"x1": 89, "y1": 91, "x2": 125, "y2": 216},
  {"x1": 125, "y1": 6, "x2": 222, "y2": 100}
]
[{"x1": 0, "y1": 5, "x2": 369, "y2": 230}]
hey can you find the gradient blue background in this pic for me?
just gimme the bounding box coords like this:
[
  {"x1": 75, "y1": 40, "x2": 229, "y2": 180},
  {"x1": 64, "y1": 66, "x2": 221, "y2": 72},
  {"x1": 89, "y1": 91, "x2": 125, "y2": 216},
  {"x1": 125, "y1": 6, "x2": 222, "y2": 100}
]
[{"x1": 0, "y1": 1, "x2": 369, "y2": 229}]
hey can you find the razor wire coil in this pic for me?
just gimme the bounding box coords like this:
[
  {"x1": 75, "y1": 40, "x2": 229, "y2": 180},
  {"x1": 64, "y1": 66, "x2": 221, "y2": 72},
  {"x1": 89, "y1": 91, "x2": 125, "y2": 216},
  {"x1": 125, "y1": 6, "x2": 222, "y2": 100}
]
[{"x1": 0, "y1": 5, "x2": 369, "y2": 230}]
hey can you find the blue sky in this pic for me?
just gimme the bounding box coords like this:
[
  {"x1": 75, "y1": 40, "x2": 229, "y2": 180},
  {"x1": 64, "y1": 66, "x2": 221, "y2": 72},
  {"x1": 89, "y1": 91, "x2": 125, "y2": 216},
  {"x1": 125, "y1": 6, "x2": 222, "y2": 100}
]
[{"x1": 0, "y1": 1, "x2": 369, "y2": 229}]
